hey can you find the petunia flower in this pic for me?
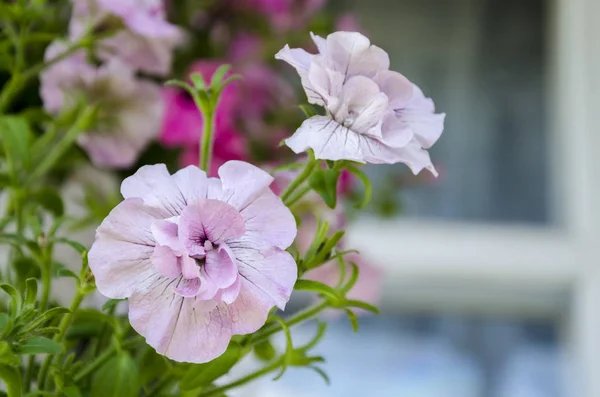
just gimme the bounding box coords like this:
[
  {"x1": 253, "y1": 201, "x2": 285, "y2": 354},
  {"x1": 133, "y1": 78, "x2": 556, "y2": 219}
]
[
  {"x1": 88, "y1": 161, "x2": 298, "y2": 363},
  {"x1": 70, "y1": 0, "x2": 185, "y2": 76},
  {"x1": 275, "y1": 31, "x2": 445, "y2": 175},
  {"x1": 40, "y1": 41, "x2": 163, "y2": 168}
]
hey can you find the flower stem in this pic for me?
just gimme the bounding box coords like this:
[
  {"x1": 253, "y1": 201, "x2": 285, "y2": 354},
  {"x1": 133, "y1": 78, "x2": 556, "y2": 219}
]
[
  {"x1": 38, "y1": 288, "x2": 86, "y2": 390},
  {"x1": 197, "y1": 360, "x2": 282, "y2": 397},
  {"x1": 281, "y1": 152, "x2": 317, "y2": 206},
  {"x1": 199, "y1": 106, "x2": 215, "y2": 172},
  {"x1": 245, "y1": 301, "x2": 329, "y2": 347}
]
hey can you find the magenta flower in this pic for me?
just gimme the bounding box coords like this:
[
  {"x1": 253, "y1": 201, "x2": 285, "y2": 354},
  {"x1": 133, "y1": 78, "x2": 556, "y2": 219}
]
[
  {"x1": 41, "y1": 41, "x2": 162, "y2": 168},
  {"x1": 88, "y1": 161, "x2": 297, "y2": 362},
  {"x1": 70, "y1": 0, "x2": 185, "y2": 76},
  {"x1": 276, "y1": 31, "x2": 445, "y2": 175}
]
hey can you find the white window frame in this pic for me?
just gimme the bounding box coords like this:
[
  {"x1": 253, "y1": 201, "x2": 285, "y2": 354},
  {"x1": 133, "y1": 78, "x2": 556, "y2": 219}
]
[{"x1": 346, "y1": 0, "x2": 599, "y2": 395}]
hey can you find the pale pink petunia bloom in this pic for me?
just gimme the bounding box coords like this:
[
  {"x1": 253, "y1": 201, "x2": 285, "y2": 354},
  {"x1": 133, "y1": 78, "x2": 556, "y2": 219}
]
[
  {"x1": 41, "y1": 41, "x2": 162, "y2": 169},
  {"x1": 275, "y1": 31, "x2": 445, "y2": 175},
  {"x1": 70, "y1": 0, "x2": 185, "y2": 76},
  {"x1": 305, "y1": 253, "x2": 382, "y2": 312},
  {"x1": 88, "y1": 161, "x2": 298, "y2": 363}
]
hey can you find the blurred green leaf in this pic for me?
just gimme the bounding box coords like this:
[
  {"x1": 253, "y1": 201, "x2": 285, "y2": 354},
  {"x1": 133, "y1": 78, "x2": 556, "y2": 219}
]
[
  {"x1": 101, "y1": 298, "x2": 124, "y2": 313},
  {"x1": 253, "y1": 339, "x2": 276, "y2": 362},
  {"x1": 295, "y1": 280, "x2": 340, "y2": 302},
  {"x1": 0, "y1": 342, "x2": 20, "y2": 367},
  {"x1": 309, "y1": 169, "x2": 340, "y2": 209},
  {"x1": 180, "y1": 342, "x2": 242, "y2": 391},
  {"x1": 190, "y1": 72, "x2": 206, "y2": 90},
  {"x1": 0, "y1": 284, "x2": 21, "y2": 317},
  {"x1": 63, "y1": 385, "x2": 82, "y2": 397},
  {"x1": 0, "y1": 116, "x2": 32, "y2": 178},
  {"x1": 24, "y1": 278, "x2": 38, "y2": 308},
  {"x1": 32, "y1": 187, "x2": 64, "y2": 216},
  {"x1": 209, "y1": 64, "x2": 231, "y2": 89},
  {"x1": 91, "y1": 353, "x2": 140, "y2": 397},
  {"x1": 18, "y1": 336, "x2": 62, "y2": 355},
  {"x1": 0, "y1": 364, "x2": 22, "y2": 396}
]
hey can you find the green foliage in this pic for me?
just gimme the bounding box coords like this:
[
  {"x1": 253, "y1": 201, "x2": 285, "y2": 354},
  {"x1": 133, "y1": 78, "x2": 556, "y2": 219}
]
[
  {"x1": 180, "y1": 342, "x2": 242, "y2": 391},
  {"x1": 91, "y1": 353, "x2": 140, "y2": 397}
]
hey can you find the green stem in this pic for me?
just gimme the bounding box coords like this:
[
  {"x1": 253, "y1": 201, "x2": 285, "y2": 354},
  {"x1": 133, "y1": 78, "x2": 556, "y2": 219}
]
[
  {"x1": 38, "y1": 289, "x2": 86, "y2": 390},
  {"x1": 27, "y1": 106, "x2": 96, "y2": 184},
  {"x1": 146, "y1": 372, "x2": 176, "y2": 397},
  {"x1": 23, "y1": 356, "x2": 34, "y2": 393},
  {"x1": 245, "y1": 302, "x2": 329, "y2": 347},
  {"x1": 281, "y1": 152, "x2": 317, "y2": 206},
  {"x1": 0, "y1": 364, "x2": 22, "y2": 397},
  {"x1": 73, "y1": 337, "x2": 143, "y2": 383},
  {"x1": 199, "y1": 106, "x2": 215, "y2": 172},
  {"x1": 283, "y1": 184, "x2": 311, "y2": 208},
  {"x1": 197, "y1": 360, "x2": 282, "y2": 397},
  {"x1": 38, "y1": 249, "x2": 52, "y2": 312}
]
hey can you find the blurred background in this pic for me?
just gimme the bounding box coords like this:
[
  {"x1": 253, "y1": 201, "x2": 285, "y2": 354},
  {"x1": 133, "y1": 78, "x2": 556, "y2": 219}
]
[{"x1": 228, "y1": 0, "x2": 599, "y2": 396}]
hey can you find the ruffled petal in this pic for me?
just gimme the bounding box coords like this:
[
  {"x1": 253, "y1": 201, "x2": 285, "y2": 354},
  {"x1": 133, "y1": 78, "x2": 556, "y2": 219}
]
[
  {"x1": 128, "y1": 278, "x2": 231, "y2": 363},
  {"x1": 172, "y1": 278, "x2": 201, "y2": 298},
  {"x1": 179, "y1": 199, "x2": 246, "y2": 252},
  {"x1": 217, "y1": 161, "x2": 274, "y2": 210},
  {"x1": 325, "y1": 31, "x2": 389, "y2": 78},
  {"x1": 374, "y1": 70, "x2": 414, "y2": 110},
  {"x1": 150, "y1": 219, "x2": 180, "y2": 250},
  {"x1": 226, "y1": 278, "x2": 275, "y2": 334},
  {"x1": 151, "y1": 245, "x2": 181, "y2": 278},
  {"x1": 180, "y1": 253, "x2": 200, "y2": 280},
  {"x1": 121, "y1": 164, "x2": 187, "y2": 216},
  {"x1": 240, "y1": 189, "x2": 296, "y2": 249},
  {"x1": 172, "y1": 166, "x2": 209, "y2": 204},
  {"x1": 89, "y1": 198, "x2": 169, "y2": 298},
  {"x1": 274, "y1": 44, "x2": 312, "y2": 75},
  {"x1": 399, "y1": 84, "x2": 446, "y2": 149},
  {"x1": 218, "y1": 275, "x2": 241, "y2": 304},
  {"x1": 204, "y1": 247, "x2": 238, "y2": 289},
  {"x1": 231, "y1": 246, "x2": 297, "y2": 310}
]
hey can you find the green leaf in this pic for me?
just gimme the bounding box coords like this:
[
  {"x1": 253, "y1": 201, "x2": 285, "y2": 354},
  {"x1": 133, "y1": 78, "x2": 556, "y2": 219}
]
[
  {"x1": 101, "y1": 298, "x2": 124, "y2": 313},
  {"x1": 24, "y1": 278, "x2": 38, "y2": 308},
  {"x1": 0, "y1": 116, "x2": 32, "y2": 177},
  {"x1": 12, "y1": 257, "x2": 40, "y2": 283},
  {"x1": 180, "y1": 342, "x2": 242, "y2": 391},
  {"x1": 32, "y1": 187, "x2": 64, "y2": 217},
  {"x1": 344, "y1": 309, "x2": 359, "y2": 332},
  {"x1": 272, "y1": 317, "x2": 292, "y2": 381},
  {"x1": 308, "y1": 366, "x2": 330, "y2": 385},
  {"x1": 209, "y1": 64, "x2": 231, "y2": 89},
  {"x1": 253, "y1": 340, "x2": 276, "y2": 362},
  {"x1": 299, "y1": 104, "x2": 319, "y2": 118},
  {"x1": 0, "y1": 364, "x2": 22, "y2": 397},
  {"x1": 189, "y1": 72, "x2": 206, "y2": 90},
  {"x1": 22, "y1": 307, "x2": 70, "y2": 333},
  {"x1": 0, "y1": 313, "x2": 10, "y2": 332},
  {"x1": 52, "y1": 262, "x2": 79, "y2": 281},
  {"x1": 294, "y1": 280, "x2": 340, "y2": 302},
  {"x1": 309, "y1": 169, "x2": 340, "y2": 209},
  {"x1": 0, "y1": 173, "x2": 11, "y2": 187},
  {"x1": 91, "y1": 353, "x2": 140, "y2": 397},
  {"x1": 344, "y1": 165, "x2": 372, "y2": 209},
  {"x1": 0, "y1": 284, "x2": 21, "y2": 317},
  {"x1": 18, "y1": 337, "x2": 62, "y2": 355},
  {"x1": 0, "y1": 342, "x2": 20, "y2": 367},
  {"x1": 64, "y1": 386, "x2": 82, "y2": 397},
  {"x1": 139, "y1": 348, "x2": 169, "y2": 387},
  {"x1": 344, "y1": 299, "x2": 380, "y2": 315}
]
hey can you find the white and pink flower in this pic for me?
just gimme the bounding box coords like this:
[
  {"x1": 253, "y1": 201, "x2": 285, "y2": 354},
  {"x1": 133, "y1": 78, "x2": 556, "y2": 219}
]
[
  {"x1": 70, "y1": 0, "x2": 185, "y2": 76},
  {"x1": 88, "y1": 161, "x2": 298, "y2": 363},
  {"x1": 41, "y1": 41, "x2": 162, "y2": 169},
  {"x1": 276, "y1": 31, "x2": 445, "y2": 175}
]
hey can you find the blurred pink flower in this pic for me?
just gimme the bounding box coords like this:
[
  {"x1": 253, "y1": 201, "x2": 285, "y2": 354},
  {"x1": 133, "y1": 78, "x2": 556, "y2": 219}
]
[
  {"x1": 335, "y1": 13, "x2": 362, "y2": 32},
  {"x1": 70, "y1": 0, "x2": 185, "y2": 76},
  {"x1": 276, "y1": 31, "x2": 445, "y2": 175},
  {"x1": 233, "y1": 0, "x2": 326, "y2": 32},
  {"x1": 305, "y1": 253, "x2": 382, "y2": 310},
  {"x1": 89, "y1": 161, "x2": 297, "y2": 363},
  {"x1": 41, "y1": 41, "x2": 162, "y2": 169}
]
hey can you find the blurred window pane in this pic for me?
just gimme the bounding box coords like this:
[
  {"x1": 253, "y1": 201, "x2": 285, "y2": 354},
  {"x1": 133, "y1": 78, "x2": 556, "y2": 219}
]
[
  {"x1": 242, "y1": 314, "x2": 563, "y2": 397},
  {"x1": 338, "y1": 0, "x2": 549, "y2": 224}
]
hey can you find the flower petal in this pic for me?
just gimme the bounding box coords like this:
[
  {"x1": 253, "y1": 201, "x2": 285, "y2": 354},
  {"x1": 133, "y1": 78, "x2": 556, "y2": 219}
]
[
  {"x1": 226, "y1": 278, "x2": 274, "y2": 334},
  {"x1": 151, "y1": 219, "x2": 180, "y2": 250},
  {"x1": 179, "y1": 199, "x2": 246, "y2": 251},
  {"x1": 240, "y1": 189, "x2": 296, "y2": 249},
  {"x1": 325, "y1": 31, "x2": 389, "y2": 78},
  {"x1": 217, "y1": 161, "x2": 274, "y2": 210},
  {"x1": 151, "y1": 245, "x2": 181, "y2": 278},
  {"x1": 121, "y1": 164, "x2": 187, "y2": 216},
  {"x1": 172, "y1": 166, "x2": 209, "y2": 203},
  {"x1": 128, "y1": 278, "x2": 231, "y2": 363},
  {"x1": 399, "y1": 84, "x2": 446, "y2": 149},
  {"x1": 310, "y1": 32, "x2": 327, "y2": 54},
  {"x1": 173, "y1": 277, "x2": 201, "y2": 298},
  {"x1": 180, "y1": 253, "x2": 200, "y2": 280},
  {"x1": 204, "y1": 247, "x2": 238, "y2": 289},
  {"x1": 231, "y1": 246, "x2": 297, "y2": 310},
  {"x1": 374, "y1": 70, "x2": 414, "y2": 110},
  {"x1": 218, "y1": 275, "x2": 241, "y2": 304},
  {"x1": 89, "y1": 198, "x2": 169, "y2": 298},
  {"x1": 274, "y1": 44, "x2": 312, "y2": 75}
]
